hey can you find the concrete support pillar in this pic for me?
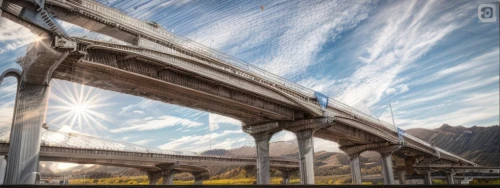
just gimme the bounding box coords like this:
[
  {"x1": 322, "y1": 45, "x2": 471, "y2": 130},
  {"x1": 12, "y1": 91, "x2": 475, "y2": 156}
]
[
  {"x1": 349, "y1": 154, "x2": 362, "y2": 184},
  {"x1": 281, "y1": 170, "x2": 290, "y2": 184},
  {"x1": 254, "y1": 136, "x2": 271, "y2": 184},
  {"x1": 0, "y1": 156, "x2": 6, "y2": 185},
  {"x1": 243, "y1": 122, "x2": 280, "y2": 185},
  {"x1": 162, "y1": 169, "x2": 178, "y2": 185},
  {"x1": 192, "y1": 171, "x2": 209, "y2": 185},
  {"x1": 380, "y1": 152, "x2": 395, "y2": 185},
  {"x1": 295, "y1": 129, "x2": 315, "y2": 185},
  {"x1": 424, "y1": 170, "x2": 432, "y2": 185},
  {"x1": 397, "y1": 170, "x2": 406, "y2": 185},
  {"x1": 146, "y1": 171, "x2": 161, "y2": 185},
  {"x1": 446, "y1": 171, "x2": 455, "y2": 185},
  {"x1": 4, "y1": 82, "x2": 50, "y2": 184}
]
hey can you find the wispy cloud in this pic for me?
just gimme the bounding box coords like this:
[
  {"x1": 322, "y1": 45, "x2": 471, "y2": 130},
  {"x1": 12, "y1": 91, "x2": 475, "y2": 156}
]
[
  {"x1": 0, "y1": 18, "x2": 36, "y2": 53},
  {"x1": 110, "y1": 115, "x2": 203, "y2": 133},
  {"x1": 209, "y1": 113, "x2": 241, "y2": 131},
  {"x1": 132, "y1": 139, "x2": 153, "y2": 145},
  {"x1": 158, "y1": 129, "x2": 244, "y2": 152},
  {"x1": 185, "y1": 1, "x2": 375, "y2": 78}
]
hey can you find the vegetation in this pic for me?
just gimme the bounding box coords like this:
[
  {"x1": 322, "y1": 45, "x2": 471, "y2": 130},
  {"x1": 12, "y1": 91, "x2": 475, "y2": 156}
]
[{"x1": 68, "y1": 175, "x2": 357, "y2": 185}]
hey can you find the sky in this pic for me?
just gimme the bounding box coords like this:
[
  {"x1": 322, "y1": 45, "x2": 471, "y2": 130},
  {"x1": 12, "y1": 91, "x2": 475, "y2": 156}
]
[{"x1": 0, "y1": 0, "x2": 499, "y2": 159}]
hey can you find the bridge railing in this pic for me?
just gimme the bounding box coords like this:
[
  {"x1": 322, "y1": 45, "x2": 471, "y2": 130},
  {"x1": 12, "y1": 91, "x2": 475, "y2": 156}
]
[{"x1": 39, "y1": 129, "x2": 199, "y2": 156}]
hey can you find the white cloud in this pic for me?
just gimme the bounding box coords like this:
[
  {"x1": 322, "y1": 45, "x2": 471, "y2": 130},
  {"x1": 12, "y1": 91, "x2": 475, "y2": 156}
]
[
  {"x1": 0, "y1": 18, "x2": 37, "y2": 53},
  {"x1": 187, "y1": 1, "x2": 374, "y2": 78},
  {"x1": 158, "y1": 129, "x2": 244, "y2": 152},
  {"x1": 314, "y1": 138, "x2": 339, "y2": 152},
  {"x1": 333, "y1": 1, "x2": 471, "y2": 106},
  {"x1": 132, "y1": 139, "x2": 153, "y2": 145},
  {"x1": 209, "y1": 113, "x2": 241, "y2": 131},
  {"x1": 132, "y1": 110, "x2": 144, "y2": 114},
  {"x1": 109, "y1": 115, "x2": 203, "y2": 133}
]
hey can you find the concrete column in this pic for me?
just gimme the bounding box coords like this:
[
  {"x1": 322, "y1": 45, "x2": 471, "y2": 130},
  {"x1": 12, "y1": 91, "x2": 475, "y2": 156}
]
[
  {"x1": 162, "y1": 169, "x2": 178, "y2": 185},
  {"x1": 446, "y1": 171, "x2": 455, "y2": 185},
  {"x1": 281, "y1": 170, "x2": 290, "y2": 184},
  {"x1": 295, "y1": 129, "x2": 315, "y2": 184},
  {"x1": 380, "y1": 152, "x2": 395, "y2": 185},
  {"x1": 146, "y1": 171, "x2": 160, "y2": 185},
  {"x1": 424, "y1": 170, "x2": 432, "y2": 185},
  {"x1": 192, "y1": 172, "x2": 208, "y2": 185},
  {"x1": 349, "y1": 154, "x2": 362, "y2": 184},
  {"x1": 397, "y1": 170, "x2": 406, "y2": 185},
  {"x1": 0, "y1": 156, "x2": 6, "y2": 185},
  {"x1": 4, "y1": 82, "x2": 50, "y2": 184},
  {"x1": 254, "y1": 136, "x2": 271, "y2": 184}
]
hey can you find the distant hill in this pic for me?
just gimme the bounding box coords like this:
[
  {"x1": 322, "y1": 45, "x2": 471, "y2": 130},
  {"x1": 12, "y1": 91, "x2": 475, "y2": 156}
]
[{"x1": 406, "y1": 124, "x2": 500, "y2": 166}]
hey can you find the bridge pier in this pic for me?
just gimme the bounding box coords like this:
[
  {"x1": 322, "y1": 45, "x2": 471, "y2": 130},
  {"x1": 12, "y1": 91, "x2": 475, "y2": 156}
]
[
  {"x1": 276, "y1": 168, "x2": 294, "y2": 185},
  {"x1": 283, "y1": 118, "x2": 333, "y2": 185},
  {"x1": 242, "y1": 122, "x2": 281, "y2": 185},
  {"x1": 446, "y1": 171, "x2": 455, "y2": 184},
  {"x1": 424, "y1": 170, "x2": 432, "y2": 185},
  {"x1": 163, "y1": 169, "x2": 179, "y2": 185},
  {"x1": 146, "y1": 171, "x2": 161, "y2": 185},
  {"x1": 192, "y1": 171, "x2": 209, "y2": 185},
  {"x1": 397, "y1": 170, "x2": 406, "y2": 185},
  {"x1": 295, "y1": 128, "x2": 315, "y2": 185},
  {"x1": 381, "y1": 152, "x2": 395, "y2": 185},
  {"x1": 349, "y1": 154, "x2": 362, "y2": 184},
  {"x1": 281, "y1": 170, "x2": 290, "y2": 184},
  {"x1": 4, "y1": 82, "x2": 50, "y2": 184}
]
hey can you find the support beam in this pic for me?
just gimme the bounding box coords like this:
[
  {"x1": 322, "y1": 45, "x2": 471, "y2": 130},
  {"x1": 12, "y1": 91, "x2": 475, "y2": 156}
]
[
  {"x1": 349, "y1": 154, "x2": 362, "y2": 184},
  {"x1": 295, "y1": 129, "x2": 315, "y2": 185},
  {"x1": 4, "y1": 82, "x2": 49, "y2": 184},
  {"x1": 380, "y1": 152, "x2": 395, "y2": 185},
  {"x1": 397, "y1": 170, "x2": 406, "y2": 185}
]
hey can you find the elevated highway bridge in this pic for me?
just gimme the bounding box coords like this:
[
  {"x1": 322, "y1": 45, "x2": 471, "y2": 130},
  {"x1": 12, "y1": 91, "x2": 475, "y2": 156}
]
[
  {"x1": 0, "y1": 0, "x2": 480, "y2": 185},
  {"x1": 0, "y1": 129, "x2": 298, "y2": 185}
]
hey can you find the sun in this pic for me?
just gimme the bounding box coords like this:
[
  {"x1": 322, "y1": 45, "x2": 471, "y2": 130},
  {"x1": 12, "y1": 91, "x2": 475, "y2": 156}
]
[{"x1": 48, "y1": 80, "x2": 113, "y2": 133}]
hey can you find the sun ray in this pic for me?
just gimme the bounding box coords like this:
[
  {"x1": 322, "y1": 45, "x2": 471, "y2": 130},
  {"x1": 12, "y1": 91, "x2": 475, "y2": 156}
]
[{"x1": 48, "y1": 80, "x2": 114, "y2": 134}]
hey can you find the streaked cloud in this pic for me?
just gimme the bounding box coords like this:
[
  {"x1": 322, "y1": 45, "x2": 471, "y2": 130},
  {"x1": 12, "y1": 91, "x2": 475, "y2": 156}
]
[{"x1": 110, "y1": 115, "x2": 203, "y2": 133}]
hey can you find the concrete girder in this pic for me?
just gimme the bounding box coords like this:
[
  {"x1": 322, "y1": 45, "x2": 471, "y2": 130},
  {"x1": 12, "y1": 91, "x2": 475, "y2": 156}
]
[{"x1": 51, "y1": 46, "x2": 302, "y2": 124}]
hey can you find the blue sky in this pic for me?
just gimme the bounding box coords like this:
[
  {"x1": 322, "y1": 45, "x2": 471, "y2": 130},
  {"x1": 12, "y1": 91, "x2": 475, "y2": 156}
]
[{"x1": 0, "y1": 0, "x2": 498, "y2": 157}]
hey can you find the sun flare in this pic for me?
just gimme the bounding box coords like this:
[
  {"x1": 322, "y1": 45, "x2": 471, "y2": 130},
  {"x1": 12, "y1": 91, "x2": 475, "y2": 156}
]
[{"x1": 48, "y1": 81, "x2": 113, "y2": 133}]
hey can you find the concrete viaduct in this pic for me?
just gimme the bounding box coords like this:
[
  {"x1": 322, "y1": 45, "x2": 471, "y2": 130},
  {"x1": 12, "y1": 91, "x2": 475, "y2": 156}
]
[
  {"x1": 0, "y1": 129, "x2": 298, "y2": 185},
  {"x1": 0, "y1": 0, "x2": 477, "y2": 185}
]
